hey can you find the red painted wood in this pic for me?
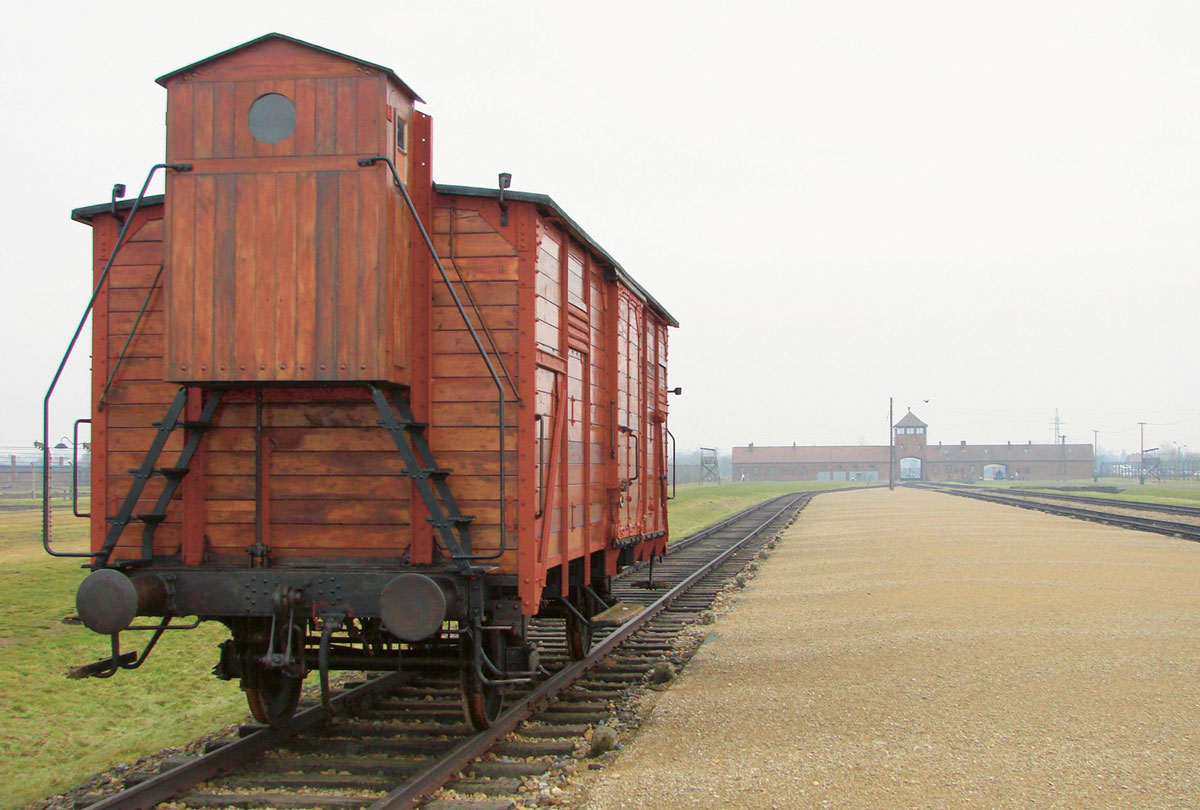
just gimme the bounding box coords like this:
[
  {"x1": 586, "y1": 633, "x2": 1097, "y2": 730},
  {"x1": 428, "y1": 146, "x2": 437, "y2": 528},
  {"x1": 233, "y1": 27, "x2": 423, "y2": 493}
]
[
  {"x1": 182, "y1": 387, "x2": 207, "y2": 565},
  {"x1": 409, "y1": 114, "x2": 434, "y2": 565},
  {"x1": 515, "y1": 202, "x2": 539, "y2": 611},
  {"x1": 192, "y1": 82, "x2": 214, "y2": 159},
  {"x1": 90, "y1": 215, "x2": 115, "y2": 554},
  {"x1": 261, "y1": 434, "x2": 273, "y2": 552},
  {"x1": 82, "y1": 37, "x2": 676, "y2": 621}
]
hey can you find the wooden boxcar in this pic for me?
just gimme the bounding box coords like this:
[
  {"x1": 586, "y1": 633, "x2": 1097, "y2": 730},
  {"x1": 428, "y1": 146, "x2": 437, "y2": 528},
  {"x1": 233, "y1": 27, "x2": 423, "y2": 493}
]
[{"x1": 60, "y1": 33, "x2": 677, "y2": 728}]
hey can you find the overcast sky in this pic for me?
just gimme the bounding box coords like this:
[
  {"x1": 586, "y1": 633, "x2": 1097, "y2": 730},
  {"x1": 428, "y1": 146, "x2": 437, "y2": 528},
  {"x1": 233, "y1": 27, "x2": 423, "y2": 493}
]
[{"x1": 2, "y1": 0, "x2": 1197, "y2": 459}]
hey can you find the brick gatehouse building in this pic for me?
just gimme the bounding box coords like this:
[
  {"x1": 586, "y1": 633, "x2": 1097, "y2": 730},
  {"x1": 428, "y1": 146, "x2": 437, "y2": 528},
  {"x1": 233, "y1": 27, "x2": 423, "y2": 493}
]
[{"x1": 732, "y1": 411, "x2": 1094, "y2": 483}]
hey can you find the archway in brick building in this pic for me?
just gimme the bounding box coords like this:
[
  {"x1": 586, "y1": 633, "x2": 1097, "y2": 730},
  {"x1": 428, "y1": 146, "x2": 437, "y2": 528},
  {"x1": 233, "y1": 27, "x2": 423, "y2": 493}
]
[{"x1": 899, "y1": 457, "x2": 922, "y2": 480}]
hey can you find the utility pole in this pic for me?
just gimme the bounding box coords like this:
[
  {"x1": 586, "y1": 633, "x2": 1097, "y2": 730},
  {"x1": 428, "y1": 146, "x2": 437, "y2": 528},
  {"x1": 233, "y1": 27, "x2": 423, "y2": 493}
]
[
  {"x1": 1092, "y1": 429, "x2": 1098, "y2": 482},
  {"x1": 1060, "y1": 434, "x2": 1066, "y2": 481},
  {"x1": 1139, "y1": 421, "x2": 1146, "y2": 486},
  {"x1": 888, "y1": 397, "x2": 894, "y2": 491}
]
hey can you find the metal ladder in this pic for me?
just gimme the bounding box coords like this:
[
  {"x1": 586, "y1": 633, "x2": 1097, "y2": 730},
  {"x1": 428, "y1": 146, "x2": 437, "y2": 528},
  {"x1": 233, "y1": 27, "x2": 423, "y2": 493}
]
[
  {"x1": 369, "y1": 384, "x2": 478, "y2": 574},
  {"x1": 95, "y1": 386, "x2": 222, "y2": 568}
]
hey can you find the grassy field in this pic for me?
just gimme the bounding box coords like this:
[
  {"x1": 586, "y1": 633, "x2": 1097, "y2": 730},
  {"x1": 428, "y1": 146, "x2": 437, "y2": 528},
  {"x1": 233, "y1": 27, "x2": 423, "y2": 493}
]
[
  {"x1": 667, "y1": 479, "x2": 872, "y2": 536},
  {"x1": 0, "y1": 481, "x2": 860, "y2": 809},
  {"x1": 0, "y1": 509, "x2": 242, "y2": 809}
]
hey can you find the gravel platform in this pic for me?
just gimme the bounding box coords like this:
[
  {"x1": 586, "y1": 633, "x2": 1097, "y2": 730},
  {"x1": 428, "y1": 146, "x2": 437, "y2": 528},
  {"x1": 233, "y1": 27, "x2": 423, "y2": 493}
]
[{"x1": 575, "y1": 487, "x2": 1200, "y2": 809}]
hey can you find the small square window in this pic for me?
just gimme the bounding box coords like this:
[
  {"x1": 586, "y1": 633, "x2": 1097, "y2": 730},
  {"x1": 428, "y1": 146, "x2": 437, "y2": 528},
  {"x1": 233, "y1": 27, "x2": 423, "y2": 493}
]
[{"x1": 396, "y1": 119, "x2": 407, "y2": 152}]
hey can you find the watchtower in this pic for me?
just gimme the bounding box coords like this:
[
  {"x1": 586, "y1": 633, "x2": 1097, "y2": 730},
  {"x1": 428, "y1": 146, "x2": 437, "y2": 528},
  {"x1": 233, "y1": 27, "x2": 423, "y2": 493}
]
[
  {"x1": 699, "y1": 447, "x2": 721, "y2": 484},
  {"x1": 894, "y1": 410, "x2": 927, "y2": 480}
]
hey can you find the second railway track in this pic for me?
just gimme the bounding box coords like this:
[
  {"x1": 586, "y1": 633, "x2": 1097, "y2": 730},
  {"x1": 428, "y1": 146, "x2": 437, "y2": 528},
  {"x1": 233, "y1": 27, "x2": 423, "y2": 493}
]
[
  {"x1": 916, "y1": 482, "x2": 1200, "y2": 542},
  {"x1": 78, "y1": 491, "x2": 820, "y2": 810}
]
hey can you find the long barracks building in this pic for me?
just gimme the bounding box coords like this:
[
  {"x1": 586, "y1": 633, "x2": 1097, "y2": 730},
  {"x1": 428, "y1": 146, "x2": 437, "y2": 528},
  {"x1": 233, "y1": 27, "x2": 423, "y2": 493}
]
[{"x1": 732, "y1": 412, "x2": 1095, "y2": 483}]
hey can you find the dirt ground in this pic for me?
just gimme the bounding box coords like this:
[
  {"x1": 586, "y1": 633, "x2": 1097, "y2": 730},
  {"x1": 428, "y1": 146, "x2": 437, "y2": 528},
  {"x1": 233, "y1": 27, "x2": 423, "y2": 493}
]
[{"x1": 571, "y1": 487, "x2": 1200, "y2": 809}]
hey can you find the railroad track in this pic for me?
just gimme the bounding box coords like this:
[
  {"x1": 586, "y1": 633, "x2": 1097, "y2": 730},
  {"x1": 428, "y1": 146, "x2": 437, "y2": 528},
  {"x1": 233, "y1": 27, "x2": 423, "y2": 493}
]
[
  {"x1": 1006, "y1": 486, "x2": 1200, "y2": 519},
  {"x1": 76, "y1": 492, "x2": 815, "y2": 810},
  {"x1": 915, "y1": 483, "x2": 1200, "y2": 542}
]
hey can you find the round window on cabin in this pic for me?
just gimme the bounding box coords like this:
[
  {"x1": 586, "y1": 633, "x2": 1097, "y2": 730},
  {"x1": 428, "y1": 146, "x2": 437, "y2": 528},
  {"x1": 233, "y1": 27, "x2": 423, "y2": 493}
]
[{"x1": 248, "y1": 93, "x2": 297, "y2": 144}]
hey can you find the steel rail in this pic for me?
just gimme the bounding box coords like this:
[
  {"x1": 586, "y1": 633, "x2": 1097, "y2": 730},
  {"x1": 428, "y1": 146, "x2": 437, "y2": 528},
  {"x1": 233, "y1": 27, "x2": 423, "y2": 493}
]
[
  {"x1": 1005, "y1": 487, "x2": 1200, "y2": 518},
  {"x1": 366, "y1": 493, "x2": 809, "y2": 810},
  {"x1": 658, "y1": 487, "x2": 873, "y2": 558},
  {"x1": 80, "y1": 674, "x2": 403, "y2": 810},
  {"x1": 77, "y1": 492, "x2": 813, "y2": 810},
  {"x1": 920, "y1": 484, "x2": 1200, "y2": 542}
]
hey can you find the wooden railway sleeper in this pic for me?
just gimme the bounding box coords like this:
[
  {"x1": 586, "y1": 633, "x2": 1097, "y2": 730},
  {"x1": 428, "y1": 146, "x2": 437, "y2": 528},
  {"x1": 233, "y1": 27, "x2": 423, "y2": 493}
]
[{"x1": 61, "y1": 497, "x2": 808, "y2": 809}]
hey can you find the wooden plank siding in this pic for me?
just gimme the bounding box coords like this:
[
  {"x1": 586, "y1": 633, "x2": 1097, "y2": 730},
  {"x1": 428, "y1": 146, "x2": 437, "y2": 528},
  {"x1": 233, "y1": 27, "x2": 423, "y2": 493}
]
[
  {"x1": 87, "y1": 193, "x2": 669, "y2": 593},
  {"x1": 90, "y1": 209, "x2": 179, "y2": 562},
  {"x1": 87, "y1": 196, "x2": 664, "y2": 601},
  {"x1": 429, "y1": 204, "x2": 520, "y2": 570},
  {"x1": 162, "y1": 37, "x2": 415, "y2": 385},
  {"x1": 93, "y1": 202, "x2": 418, "y2": 564},
  {"x1": 165, "y1": 168, "x2": 398, "y2": 383},
  {"x1": 78, "y1": 35, "x2": 676, "y2": 625}
]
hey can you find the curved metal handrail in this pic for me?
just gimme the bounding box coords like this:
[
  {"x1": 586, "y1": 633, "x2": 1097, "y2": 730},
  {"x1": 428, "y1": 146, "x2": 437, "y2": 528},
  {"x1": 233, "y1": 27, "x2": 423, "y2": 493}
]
[
  {"x1": 358, "y1": 156, "x2": 514, "y2": 561},
  {"x1": 42, "y1": 163, "x2": 191, "y2": 558}
]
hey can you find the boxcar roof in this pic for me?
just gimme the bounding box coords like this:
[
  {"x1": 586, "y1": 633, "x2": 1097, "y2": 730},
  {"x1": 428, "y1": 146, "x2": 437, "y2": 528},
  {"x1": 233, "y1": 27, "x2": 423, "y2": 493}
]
[
  {"x1": 71, "y1": 187, "x2": 678, "y2": 327},
  {"x1": 71, "y1": 195, "x2": 165, "y2": 223},
  {"x1": 436, "y1": 184, "x2": 678, "y2": 327},
  {"x1": 732, "y1": 445, "x2": 893, "y2": 464},
  {"x1": 153, "y1": 33, "x2": 424, "y2": 102}
]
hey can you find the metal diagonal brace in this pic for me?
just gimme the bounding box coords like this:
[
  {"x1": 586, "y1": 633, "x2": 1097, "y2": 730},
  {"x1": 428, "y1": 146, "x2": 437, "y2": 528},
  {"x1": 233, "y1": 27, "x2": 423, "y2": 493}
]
[
  {"x1": 43, "y1": 162, "x2": 191, "y2": 559},
  {"x1": 358, "y1": 156, "x2": 512, "y2": 562}
]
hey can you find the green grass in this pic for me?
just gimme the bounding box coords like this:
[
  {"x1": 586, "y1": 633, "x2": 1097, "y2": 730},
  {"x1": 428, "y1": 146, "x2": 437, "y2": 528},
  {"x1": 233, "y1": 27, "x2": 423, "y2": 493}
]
[
  {"x1": 667, "y1": 479, "x2": 872, "y2": 537},
  {"x1": 0, "y1": 493, "x2": 84, "y2": 509},
  {"x1": 0, "y1": 483, "x2": 856, "y2": 808},
  {"x1": 0, "y1": 509, "x2": 245, "y2": 810}
]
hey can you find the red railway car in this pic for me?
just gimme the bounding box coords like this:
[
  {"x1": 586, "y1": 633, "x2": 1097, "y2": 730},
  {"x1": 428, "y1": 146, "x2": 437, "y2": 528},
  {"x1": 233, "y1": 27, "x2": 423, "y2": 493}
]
[{"x1": 51, "y1": 33, "x2": 677, "y2": 728}]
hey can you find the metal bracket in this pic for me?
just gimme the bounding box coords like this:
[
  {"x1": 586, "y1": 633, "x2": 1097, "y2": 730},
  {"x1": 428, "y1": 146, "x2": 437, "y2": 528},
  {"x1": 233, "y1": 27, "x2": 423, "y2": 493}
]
[
  {"x1": 318, "y1": 610, "x2": 347, "y2": 713},
  {"x1": 67, "y1": 617, "x2": 173, "y2": 679},
  {"x1": 498, "y1": 172, "x2": 511, "y2": 226}
]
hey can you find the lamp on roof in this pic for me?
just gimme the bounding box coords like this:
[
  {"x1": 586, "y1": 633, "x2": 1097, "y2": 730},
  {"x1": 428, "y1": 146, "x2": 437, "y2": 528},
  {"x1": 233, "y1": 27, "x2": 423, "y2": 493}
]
[{"x1": 498, "y1": 172, "x2": 512, "y2": 226}]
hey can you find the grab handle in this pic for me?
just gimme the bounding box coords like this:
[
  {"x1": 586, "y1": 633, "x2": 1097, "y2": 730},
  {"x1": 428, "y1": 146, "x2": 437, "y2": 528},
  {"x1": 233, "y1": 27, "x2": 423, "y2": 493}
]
[
  {"x1": 535, "y1": 414, "x2": 546, "y2": 519},
  {"x1": 72, "y1": 419, "x2": 90, "y2": 518}
]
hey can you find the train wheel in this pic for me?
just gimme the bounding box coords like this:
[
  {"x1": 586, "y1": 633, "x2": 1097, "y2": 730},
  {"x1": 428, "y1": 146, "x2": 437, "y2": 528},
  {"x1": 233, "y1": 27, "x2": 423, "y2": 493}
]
[
  {"x1": 460, "y1": 632, "x2": 504, "y2": 730},
  {"x1": 566, "y1": 610, "x2": 592, "y2": 660},
  {"x1": 245, "y1": 665, "x2": 302, "y2": 727},
  {"x1": 242, "y1": 620, "x2": 305, "y2": 728}
]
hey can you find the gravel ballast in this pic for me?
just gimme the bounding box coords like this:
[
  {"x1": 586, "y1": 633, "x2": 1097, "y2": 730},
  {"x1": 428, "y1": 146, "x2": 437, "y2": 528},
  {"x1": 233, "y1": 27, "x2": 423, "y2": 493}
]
[{"x1": 575, "y1": 487, "x2": 1200, "y2": 808}]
